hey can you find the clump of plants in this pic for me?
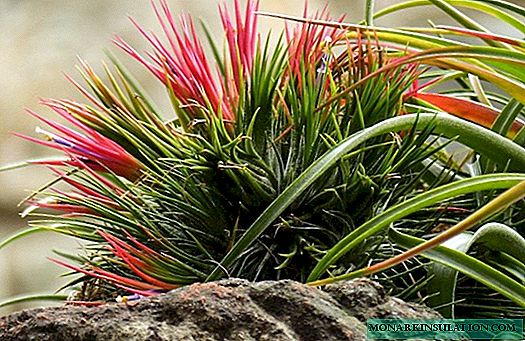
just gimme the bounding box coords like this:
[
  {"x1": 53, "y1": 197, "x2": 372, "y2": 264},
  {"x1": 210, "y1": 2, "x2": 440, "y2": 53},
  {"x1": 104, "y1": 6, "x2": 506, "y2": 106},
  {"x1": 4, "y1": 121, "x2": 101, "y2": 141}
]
[{"x1": 2, "y1": 0, "x2": 525, "y2": 318}]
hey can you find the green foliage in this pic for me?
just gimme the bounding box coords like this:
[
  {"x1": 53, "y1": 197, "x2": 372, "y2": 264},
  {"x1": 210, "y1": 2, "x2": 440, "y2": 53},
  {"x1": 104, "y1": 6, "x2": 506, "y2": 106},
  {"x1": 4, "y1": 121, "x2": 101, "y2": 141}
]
[
  {"x1": 428, "y1": 222, "x2": 525, "y2": 317},
  {"x1": 1, "y1": 0, "x2": 525, "y2": 318}
]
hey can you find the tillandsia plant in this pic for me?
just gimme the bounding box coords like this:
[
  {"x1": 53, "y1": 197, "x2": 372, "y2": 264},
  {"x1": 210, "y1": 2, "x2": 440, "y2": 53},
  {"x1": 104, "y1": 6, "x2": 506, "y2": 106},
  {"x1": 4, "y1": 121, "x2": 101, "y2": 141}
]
[{"x1": 2, "y1": 0, "x2": 525, "y2": 318}]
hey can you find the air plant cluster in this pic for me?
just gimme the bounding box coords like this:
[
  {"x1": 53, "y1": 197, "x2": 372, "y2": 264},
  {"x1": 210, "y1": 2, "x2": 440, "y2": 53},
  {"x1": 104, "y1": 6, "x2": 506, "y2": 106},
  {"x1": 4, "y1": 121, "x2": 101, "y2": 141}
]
[{"x1": 2, "y1": 0, "x2": 525, "y2": 319}]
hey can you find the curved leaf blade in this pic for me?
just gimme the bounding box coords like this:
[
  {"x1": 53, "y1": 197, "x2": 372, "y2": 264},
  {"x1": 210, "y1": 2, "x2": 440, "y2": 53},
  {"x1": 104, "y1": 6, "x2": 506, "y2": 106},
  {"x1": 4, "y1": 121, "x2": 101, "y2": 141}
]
[
  {"x1": 390, "y1": 228, "x2": 525, "y2": 307},
  {"x1": 429, "y1": 222, "x2": 525, "y2": 316},
  {"x1": 0, "y1": 227, "x2": 48, "y2": 250},
  {"x1": 307, "y1": 174, "x2": 525, "y2": 282},
  {"x1": 207, "y1": 112, "x2": 525, "y2": 281},
  {"x1": 0, "y1": 294, "x2": 68, "y2": 309}
]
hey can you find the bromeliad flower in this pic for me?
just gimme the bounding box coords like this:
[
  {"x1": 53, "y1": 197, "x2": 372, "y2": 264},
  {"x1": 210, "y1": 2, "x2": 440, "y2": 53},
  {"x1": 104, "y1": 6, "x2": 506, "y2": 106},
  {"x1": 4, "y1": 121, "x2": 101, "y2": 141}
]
[
  {"x1": 219, "y1": 0, "x2": 259, "y2": 89},
  {"x1": 2, "y1": 0, "x2": 525, "y2": 320},
  {"x1": 114, "y1": 0, "x2": 259, "y2": 125},
  {"x1": 285, "y1": 5, "x2": 344, "y2": 85},
  {"x1": 15, "y1": 102, "x2": 142, "y2": 180}
]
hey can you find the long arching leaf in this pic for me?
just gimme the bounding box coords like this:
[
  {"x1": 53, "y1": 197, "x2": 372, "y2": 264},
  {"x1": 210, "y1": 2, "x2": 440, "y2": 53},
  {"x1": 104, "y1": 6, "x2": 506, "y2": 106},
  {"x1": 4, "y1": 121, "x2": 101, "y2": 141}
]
[
  {"x1": 0, "y1": 227, "x2": 48, "y2": 250},
  {"x1": 307, "y1": 174, "x2": 525, "y2": 281},
  {"x1": 374, "y1": 0, "x2": 525, "y2": 34},
  {"x1": 207, "y1": 112, "x2": 525, "y2": 281},
  {"x1": 390, "y1": 228, "x2": 525, "y2": 307},
  {"x1": 428, "y1": 222, "x2": 525, "y2": 316}
]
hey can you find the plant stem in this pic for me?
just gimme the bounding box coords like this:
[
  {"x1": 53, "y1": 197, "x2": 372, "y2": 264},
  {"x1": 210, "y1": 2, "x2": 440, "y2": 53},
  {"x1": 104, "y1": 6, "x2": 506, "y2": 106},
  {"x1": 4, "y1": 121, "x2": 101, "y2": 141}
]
[{"x1": 365, "y1": 0, "x2": 375, "y2": 26}]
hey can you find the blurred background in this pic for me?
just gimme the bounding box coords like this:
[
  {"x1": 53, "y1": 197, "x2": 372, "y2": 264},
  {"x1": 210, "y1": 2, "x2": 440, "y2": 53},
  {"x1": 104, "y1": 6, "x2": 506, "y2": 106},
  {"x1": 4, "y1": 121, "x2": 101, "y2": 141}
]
[{"x1": 1, "y1": 0, "x2": 523, "y2": 315}]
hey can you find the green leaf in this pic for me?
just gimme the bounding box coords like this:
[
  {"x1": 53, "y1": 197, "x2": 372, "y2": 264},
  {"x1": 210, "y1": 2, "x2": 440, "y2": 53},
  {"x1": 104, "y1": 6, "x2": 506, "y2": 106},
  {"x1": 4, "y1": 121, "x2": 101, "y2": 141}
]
[
  {"x1": 427, "y1": 232, "x2": 472, "y2": 317},
  {"x1": 428, "y1": 222, "x2": 525, "y2": 316},
  {"x1": 365, "y1": 0, "x2": 375, "y2": 25},
  {"x1": 492, "y1": 99, "x2": 524, "y2": 138},
  {"x1": 207, "y1": 112, "x2": 525, "y2": 281},
  {"x1": 374, "y1": 0, "x2": 525, "y2": 34},
  {"x1": 0, "y1": 227, "x2": 48, "y2": 250},
  {"x1": 390, "y1": 228, "x2": 525, "y2": 307},
  {"x1": 0, "y1": 293, "x2": 68, "y2": 309},
  {"x1": 307, "y1": 174, "x2": 525, "y2": 282},
  {"x1": 469, "y1": 224, "x2": 525, "y2": 263}
]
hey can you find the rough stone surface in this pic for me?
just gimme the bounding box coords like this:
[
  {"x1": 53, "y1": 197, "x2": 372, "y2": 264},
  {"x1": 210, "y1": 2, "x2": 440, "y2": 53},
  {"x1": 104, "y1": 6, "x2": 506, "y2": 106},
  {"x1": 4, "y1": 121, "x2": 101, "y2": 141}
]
[{"x1": 0, "y1": 278, "x2": 440, "y2": 340}]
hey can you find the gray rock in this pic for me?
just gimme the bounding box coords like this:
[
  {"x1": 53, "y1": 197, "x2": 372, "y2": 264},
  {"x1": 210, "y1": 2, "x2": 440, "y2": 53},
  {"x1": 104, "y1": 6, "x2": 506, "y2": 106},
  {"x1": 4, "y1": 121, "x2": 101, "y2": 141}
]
[{"x1": 0, "y1": 278, "x2": 440, "y2": 340}]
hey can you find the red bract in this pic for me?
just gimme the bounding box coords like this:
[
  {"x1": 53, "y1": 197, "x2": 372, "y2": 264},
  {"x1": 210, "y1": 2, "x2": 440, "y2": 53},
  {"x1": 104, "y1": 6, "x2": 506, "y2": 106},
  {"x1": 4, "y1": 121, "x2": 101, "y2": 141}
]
[
  {"x1": 411, "y1": 92, "x2": 524, "y2": 138},
  {"x1": 219, "y1": 0, "x2": 259, "y2": 89},
  {"x1": 15, "y1": 102, "x2": 142, "y2": 179},
  {"x1": 115, "y1": 0, "x2": 260, "y2": 124},
  {"x1": 115, "y1": 16, "x2": 232, "y2": 120},
  {"x1": 98, "y1": 230, "x2": 179, "y2": 290},
  {"x1": 22, "y1": 198, "x2": 94, "y2": 218},
  {"x1": 49, "y1": 168, "x2": 120, "y2": 203},
  {"x1": 49, "y1": 230, "x2": 182, "y2": 294},
  {"x1": 285, "y1": 5, "x2": 344, "y2": 86},
  {"x1": 50, "y1": 257, "x2": 165, "y2": 292}
]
